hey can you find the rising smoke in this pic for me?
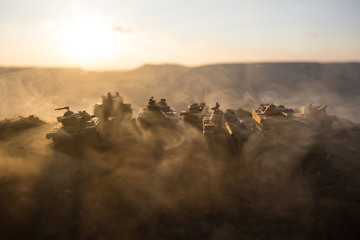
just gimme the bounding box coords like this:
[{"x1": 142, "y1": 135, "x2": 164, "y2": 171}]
[{"x1": 0, "y1": 64, "x2": 360, "y2": 239}]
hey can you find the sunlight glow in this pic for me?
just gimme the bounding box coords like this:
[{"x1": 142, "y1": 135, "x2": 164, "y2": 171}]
[{"x1": 59, "y1": 19, "x2": 114, "y2": 62}]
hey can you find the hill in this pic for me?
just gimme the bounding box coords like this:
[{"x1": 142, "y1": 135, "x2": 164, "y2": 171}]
[{"x1": 0, "y1": 63, "x2": 359, "y2": 122}]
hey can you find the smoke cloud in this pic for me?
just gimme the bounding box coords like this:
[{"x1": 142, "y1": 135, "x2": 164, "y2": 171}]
[{"x1": 0, "y1": 63, "x2": 360, "y2": 239}]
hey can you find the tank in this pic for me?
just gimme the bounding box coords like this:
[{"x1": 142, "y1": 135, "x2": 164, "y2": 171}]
[
  {"x1": 252, "y1": 103, "x2": 296, "y2": 131},
  {"x1": 223, "y1": 109, "x2": 251, "y2": 138},
  {"x1": 180, "y1": 103, "x2": 210, "y2": 130},
  {"x1": 94, "y1": 92, "x2": 132, "y2": 121},
  {"x1": 46, "y1": 106, "x2": 100, "y2": 146},
  {"x1": 293, "y1": 101, "x2": 337, "y2": 127},
  {"x1": 202, "y1": 103, "x2": 250, "y2": 155},
  {"x1": 94, "y1": 92, "x2": 140, "y2": 146},
  {"x1": 137, "y1": 97, "x2": 183, "y2": 130},
  {"x1": 203, "y1": 102, "x2": 250, "y2": 138}
]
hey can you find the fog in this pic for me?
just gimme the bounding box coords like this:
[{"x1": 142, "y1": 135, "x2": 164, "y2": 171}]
[
  {"x1": 0, "y1": 63, "x2": 360, "y2": 239},
  {"x1": 1, "y1": 63, "x2": 359, "y2": 122}
]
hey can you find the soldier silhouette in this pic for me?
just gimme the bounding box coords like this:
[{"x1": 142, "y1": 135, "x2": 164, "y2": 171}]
[{"x1": 211, "y1": 102, "x2": 220, "y2": 111}]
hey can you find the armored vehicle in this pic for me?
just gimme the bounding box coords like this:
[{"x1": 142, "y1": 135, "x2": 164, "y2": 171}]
[
  {"x1": 46, "y1": 106, "x2": 100, "y2": 146},
  {"x1": 203, "y1": 102, "x2": 250, "y2": 138},
  {"x1": 137, "y1": 97, "x2": 183, "y2": 130},
  {"x1": 94, "y1": 92, "x2": 140, "y2": 147},
  {"x1": 202, "y1": 102, "x2": 223, "y2": 136},
  {"x1": 94, "y1": 92, "x2": 132, "y2": 121},
  {"x1": 252, "y1": 103, "x2": 296, "y2": 131},
  {"x1": 223, "y1": 109, "x2": 251, "y2": 138},
  {"x1": 202, "y1": 103, "x2": 250, "y2": 155},
  {"x1": 180, "y1": 103, "x2": 210, "y2": 130},
  {"x1": 293, "y1": 101, "x2": 337, "y2": 127}
]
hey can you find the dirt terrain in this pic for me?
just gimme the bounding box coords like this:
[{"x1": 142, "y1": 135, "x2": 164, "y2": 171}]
[
  {"x1": 0, "y1": 63, "x2": 359, "y2": 239},
  {"x1": 0, "y1": 114, "x2": 359, "y2": 239}
]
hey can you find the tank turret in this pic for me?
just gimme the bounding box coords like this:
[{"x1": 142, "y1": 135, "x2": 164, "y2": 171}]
[
  {"x1": 203, "y1": 103, "x2": 249, "y2": 138},
  {"x1": 202, "y1": 103, "x2": 250, "y2": 155},
  {"x1": 46, "y1": 106, "x2": 99, "y2": 147},
  {"x1": 293, "y1": 101, "x2": 337, "y2": 127},
  {"x1": 137, "y1": 96, "x2": 183, "y2": 130},
  {"x1": 180, "y1": 102, "x2": 209, "y2": 130},
  {"x1": 252, "y1": 103, "x2": 298, "y2": 131},
  {"x1": 94, "y1": 92, "x2": 132, "y2": 121}
]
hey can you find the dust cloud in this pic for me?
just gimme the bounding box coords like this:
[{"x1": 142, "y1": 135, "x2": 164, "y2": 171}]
[
  {"x1": 1, "y1": 63, "x2": 360, "y2": 122},
  {"x1": 0, "y1": 63, "x2": 360, "y2": 239}
]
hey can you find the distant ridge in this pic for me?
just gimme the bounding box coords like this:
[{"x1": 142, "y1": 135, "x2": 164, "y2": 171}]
[{"x1": 0, "y1": 63, "x2": 359, "y2": 122}]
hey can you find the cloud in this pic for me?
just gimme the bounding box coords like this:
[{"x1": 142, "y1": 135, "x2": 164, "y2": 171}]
[{"x1": 112, "y1": 26, "x2": 133, "y2": 33}]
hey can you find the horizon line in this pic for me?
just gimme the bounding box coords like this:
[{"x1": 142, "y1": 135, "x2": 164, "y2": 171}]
[{"x1": 0, "y1": 60, "x2": 359, "y2": 72}]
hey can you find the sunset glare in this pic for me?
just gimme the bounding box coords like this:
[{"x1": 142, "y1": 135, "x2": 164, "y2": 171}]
[
  {"x1": 0, "y1": 0, "x2": 359, "y2": 70},
  {"x1": 59, "y1": 19, "x2": 114, "y2": 62}
]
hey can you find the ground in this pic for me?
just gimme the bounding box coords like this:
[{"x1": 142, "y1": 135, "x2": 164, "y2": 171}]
[{"x1": 0, "y1": 117, "x2": 359, "y2": 240}]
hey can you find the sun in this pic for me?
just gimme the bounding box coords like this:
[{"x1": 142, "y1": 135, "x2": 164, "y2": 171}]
[{"x1": 59, "y1": 19, "x2": 114, "y2": 62}]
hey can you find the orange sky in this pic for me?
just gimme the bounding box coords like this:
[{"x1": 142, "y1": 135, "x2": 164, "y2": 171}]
[{"x1": 1, "y1": 0, "x2": 359, "y2": 70}]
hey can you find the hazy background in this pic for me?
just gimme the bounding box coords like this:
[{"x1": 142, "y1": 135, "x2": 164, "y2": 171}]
[
  {"x1": 0, "y1": 66, "x2": 359, "y2": 239},
  {"x1": 1, "y1": 63, "x2": 359, "y2": 123}
]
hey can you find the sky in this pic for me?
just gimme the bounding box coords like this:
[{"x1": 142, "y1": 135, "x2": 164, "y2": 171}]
[{"x1": 0, "y1": 0, "x2": 359, "y2": 70}]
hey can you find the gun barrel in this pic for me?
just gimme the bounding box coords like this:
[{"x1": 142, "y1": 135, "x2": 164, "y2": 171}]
[
  {"x1": 224, "y1": 122, "x2": 234, "y2": 136},
  {"x1": 55, "y1": 106, "x2": 70, "y2": 111}
]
